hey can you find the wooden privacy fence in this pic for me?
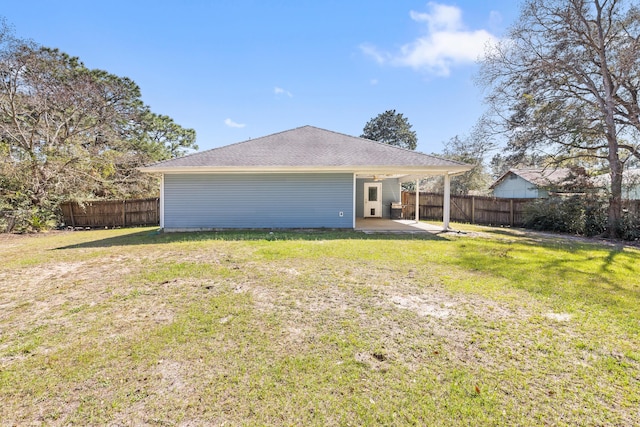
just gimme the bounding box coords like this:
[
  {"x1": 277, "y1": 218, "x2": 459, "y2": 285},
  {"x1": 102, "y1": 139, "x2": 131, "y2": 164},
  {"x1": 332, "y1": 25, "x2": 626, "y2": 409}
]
[
  {"x1": 60, "y1": 198, "x2": 159, "y2": 228},
  {"x1": 57, "y1": 195, "x2": 640, "y2": 230},
  {"x1": 624, "y1": 199, "x2": 640, "y2": 215},
  {"x1": 402, "y1": 192, "x2": 533, "y2": 227}
]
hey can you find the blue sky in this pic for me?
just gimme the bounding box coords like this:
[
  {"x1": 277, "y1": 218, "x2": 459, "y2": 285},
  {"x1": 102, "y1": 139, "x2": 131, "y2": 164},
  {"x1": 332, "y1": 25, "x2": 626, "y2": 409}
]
[{"x1": 3, "y1": 1, "x2": 520, "y2": 154}]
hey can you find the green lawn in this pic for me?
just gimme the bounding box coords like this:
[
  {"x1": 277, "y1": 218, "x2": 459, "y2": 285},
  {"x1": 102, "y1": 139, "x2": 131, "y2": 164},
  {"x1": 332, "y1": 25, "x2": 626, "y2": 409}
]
[{"x1": 0, "y1": 225, "x2": 638, "y2": 425}]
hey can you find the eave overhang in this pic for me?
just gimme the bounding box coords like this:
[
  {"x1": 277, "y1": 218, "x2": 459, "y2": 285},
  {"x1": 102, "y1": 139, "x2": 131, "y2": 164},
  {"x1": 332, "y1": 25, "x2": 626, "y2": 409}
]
[{"x1": 139, "y1": 165, "x2": 473, "y2": 176}]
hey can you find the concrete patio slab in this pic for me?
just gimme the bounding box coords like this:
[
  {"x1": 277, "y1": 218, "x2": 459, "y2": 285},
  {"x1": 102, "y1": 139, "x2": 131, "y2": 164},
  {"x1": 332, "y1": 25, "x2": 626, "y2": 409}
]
[{"x1": 355, "y1": 218, "x2": 444, "y2": 234}]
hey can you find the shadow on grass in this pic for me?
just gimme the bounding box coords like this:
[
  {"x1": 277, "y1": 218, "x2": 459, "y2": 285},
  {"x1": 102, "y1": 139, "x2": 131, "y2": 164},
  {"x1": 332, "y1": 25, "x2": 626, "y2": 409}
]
[
  {"x1": 54, "y1": 227, "x2": 447, "y2": 249},
  {"x1": 447, "y1": 236, "x2": 640, "y2": 308},
  {"x1": 474, "y1": 225, "x2": 633, "y2": 250},
  {"x1": 473, "y1": 226, "x2": 639, "y2": 266}
]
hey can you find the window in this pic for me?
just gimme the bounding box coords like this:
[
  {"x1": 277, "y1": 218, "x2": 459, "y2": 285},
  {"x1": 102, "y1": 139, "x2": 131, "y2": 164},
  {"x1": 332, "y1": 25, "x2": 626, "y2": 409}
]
[{"x1": 368, "y1": 186, "x2": 378, "y2": 201}]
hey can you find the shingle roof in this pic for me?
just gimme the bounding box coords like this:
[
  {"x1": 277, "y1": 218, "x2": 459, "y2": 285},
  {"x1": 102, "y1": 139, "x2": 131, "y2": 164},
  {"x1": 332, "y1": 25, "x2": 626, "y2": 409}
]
[
  {"x1": 490, "y1": 168, "x2": 574, "y2": 189},
  {"x1": 141, "y1": 125, "x2": 470, "y2": 172},
  {"x1": 593, "y1": 168, "x2": 640, "y2": 186}
]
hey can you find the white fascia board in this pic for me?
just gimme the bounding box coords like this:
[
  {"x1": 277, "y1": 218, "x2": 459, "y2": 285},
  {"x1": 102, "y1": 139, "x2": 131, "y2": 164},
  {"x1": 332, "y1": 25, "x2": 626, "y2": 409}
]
[
  {"x1": 140, "y1": 166, "x2": 354, "y2": 174},
  {"x1": 351, "y1": 166, "x2": 473, "y2": 175},
  {"x1": 447, "y1": 169, "x2": 472, "y2": 177},
  {"x1": 139, "y1": 165, "x2": 473, "y2": 175},
  {"x1": 399, "y1": 171, "x2": 472, "y2": 183}
]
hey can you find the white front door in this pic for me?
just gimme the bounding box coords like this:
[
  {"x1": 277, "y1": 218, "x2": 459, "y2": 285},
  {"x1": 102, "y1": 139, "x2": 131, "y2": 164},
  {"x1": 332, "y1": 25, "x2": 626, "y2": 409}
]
[{"x1": 364, "y1": 182, "x2": 382, "y2": 217}]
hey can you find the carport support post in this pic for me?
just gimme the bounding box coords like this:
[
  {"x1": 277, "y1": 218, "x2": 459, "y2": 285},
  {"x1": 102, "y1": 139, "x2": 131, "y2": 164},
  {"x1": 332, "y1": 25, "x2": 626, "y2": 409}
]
[
  {"x1": 159, "y1": 174, "x2": 165, "y2": 229},
  {"x1": 443, "y1": 173, "x2": 451, "y2": 230},
  {"x1": 415, "y1": 178, "x2": 420, "y2": 223}
]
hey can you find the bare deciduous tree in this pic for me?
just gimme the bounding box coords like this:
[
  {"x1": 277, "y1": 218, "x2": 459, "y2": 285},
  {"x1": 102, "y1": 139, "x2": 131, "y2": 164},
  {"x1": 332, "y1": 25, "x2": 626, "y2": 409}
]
[{"x1": 480, "y1": 0, "x2": 640, "y2": 236}]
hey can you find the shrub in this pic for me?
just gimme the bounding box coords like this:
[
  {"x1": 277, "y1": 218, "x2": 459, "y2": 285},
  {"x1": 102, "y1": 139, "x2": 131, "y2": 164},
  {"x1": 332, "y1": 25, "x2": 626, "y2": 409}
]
[
  {"x1": 523, "y1": 199, "x2": 557, "y2": 231},
  {"x1": 0, "y1": 193, "x2": 61, "y2": 233},
  {"x1": 523, "y1": 196, "x2": 608, "y2": 236},
  {"x1": 583, "y1": 199, "x2": 608, "y2": 237},
  {"x1": 615, "y1": 210, "x2": 640, "y2": 241}
]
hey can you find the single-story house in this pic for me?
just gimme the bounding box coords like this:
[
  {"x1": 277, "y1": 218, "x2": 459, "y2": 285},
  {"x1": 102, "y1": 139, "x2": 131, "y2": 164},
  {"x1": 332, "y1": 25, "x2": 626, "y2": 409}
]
[
  {"x1": 490, "y1": 168, "x2": 579, "y2": 198},
  {"x1": 140, "y1": 125, "x2": 472, "y2": 231}
]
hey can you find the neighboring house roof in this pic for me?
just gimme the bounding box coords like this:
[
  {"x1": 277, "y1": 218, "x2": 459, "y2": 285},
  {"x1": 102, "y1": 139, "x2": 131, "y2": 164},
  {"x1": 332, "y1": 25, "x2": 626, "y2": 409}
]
[
  {"x1": 592, "y1": 168, "x2": 640, "y2": 187},
  {"x1": 593, "y1": 169, "x2": 640, "y2": 192},
  {"x1": 490, "y1": 168, "x2": 574, "y2": 190},
  {"x1": 140, "y1": 125, "x2": 471, "y2": 174}
]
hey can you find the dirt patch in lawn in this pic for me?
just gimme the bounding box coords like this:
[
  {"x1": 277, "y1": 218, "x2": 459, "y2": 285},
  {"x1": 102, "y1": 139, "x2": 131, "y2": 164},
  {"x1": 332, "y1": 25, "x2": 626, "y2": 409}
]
[
  {"x1": 1, "y1": 229, "x2": 638, "y2": 426},
  {"x1": 389, "y1": 294, "x2": 455, "y2": 318}
]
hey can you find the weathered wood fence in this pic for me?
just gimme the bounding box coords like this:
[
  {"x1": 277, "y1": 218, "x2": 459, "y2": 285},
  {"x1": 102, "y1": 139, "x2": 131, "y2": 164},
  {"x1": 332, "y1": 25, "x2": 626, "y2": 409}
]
[
  {"x1": 402, "y1": 192, "x2": 640, "y2": 227},
  {"x1": 56, "y1": 195, "x2": 640, "y2": 230},
  {"x1": 60, "y1": 198, "x2": 159, "y2": 228},
  {"x1": 402, "y1": 192, "x2": 534, "y2": 226},
  {"x1": 623, "y1": 199, "x2": 640, "y2": 215}
]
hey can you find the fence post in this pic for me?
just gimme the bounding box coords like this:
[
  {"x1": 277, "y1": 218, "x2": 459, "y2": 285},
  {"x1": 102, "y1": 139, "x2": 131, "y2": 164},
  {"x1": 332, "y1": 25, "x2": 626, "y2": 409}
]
[
  {"x1": 122, "y1": 200, "x2": 126, "y2": 227},
  {"x1": 510, "y1": 199, "x2": 514, "y2": 227},
  {"x1": 69, "y1": 203, "x2": 76, "y2": 228},
  {"x1": 471, "y1": 197, "x2": 475, "y2": 224},
  {"x1": 415, "y1": 185, "x2": 420, "y2": 223}
]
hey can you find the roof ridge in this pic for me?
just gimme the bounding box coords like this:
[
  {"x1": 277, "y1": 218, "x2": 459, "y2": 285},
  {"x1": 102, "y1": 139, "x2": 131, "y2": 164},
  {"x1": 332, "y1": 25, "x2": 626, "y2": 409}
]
[{"x1": 141, "y1": 125, "x2": 474, "y2": 170}]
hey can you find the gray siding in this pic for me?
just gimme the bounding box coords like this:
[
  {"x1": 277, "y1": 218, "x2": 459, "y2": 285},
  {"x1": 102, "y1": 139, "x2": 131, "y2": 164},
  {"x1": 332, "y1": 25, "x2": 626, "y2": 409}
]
[
  {"x1": 163, "y1": 173, "x2": 354, "y2": 229},
  {"x1": 355, "y1": 178, "x2": 401, "y2": 218}
]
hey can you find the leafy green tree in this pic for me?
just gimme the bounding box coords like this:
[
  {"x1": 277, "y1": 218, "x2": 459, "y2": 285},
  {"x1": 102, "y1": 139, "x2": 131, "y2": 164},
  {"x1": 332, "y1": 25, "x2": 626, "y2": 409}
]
[
  {"x1": 441, "y1": 135, "x2": 492, "y2": 195},
  {"x1": 0, "y1": 19, "x2": 196, "y2": 230},
  {"x1": 361, "y1": 110, "x2": 417, "y2": 150},
  {"x1": 130, "y1": 109, "x2": 197, "y2": 161},
  {"x1": 479, "y1": 0, "x2": 640, "y2": 237},
  {"x1": 423, "y1": 130, "x2": 492, "y2": 195}
]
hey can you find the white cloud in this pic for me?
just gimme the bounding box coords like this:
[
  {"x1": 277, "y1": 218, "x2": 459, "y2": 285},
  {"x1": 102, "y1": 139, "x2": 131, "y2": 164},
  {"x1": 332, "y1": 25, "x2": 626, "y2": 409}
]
[
  {"x1": 409, "y1": 3, "x2": 462, "y2": 32},
  {"x1": 370, "y1": 78, "x2": 379, "y2": 86},
  {"x1": 274, "y1": 86, "x2": 293, "y2": 97},
  {"x1": 359, "y1": 43, "x2": 389, "y2": 65},
  {"x1": 361, "y1": 2, "x2": 499, "y2": 76},
  {"x1": 224, "y1": 118, "x2": 245, "y2": 128}
]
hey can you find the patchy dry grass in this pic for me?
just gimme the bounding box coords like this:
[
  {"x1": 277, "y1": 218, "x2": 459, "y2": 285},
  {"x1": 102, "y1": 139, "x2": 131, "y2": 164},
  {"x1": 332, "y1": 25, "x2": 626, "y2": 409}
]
[{"x1": 0, "y1": 225, "x2": 639, "y2": 425}]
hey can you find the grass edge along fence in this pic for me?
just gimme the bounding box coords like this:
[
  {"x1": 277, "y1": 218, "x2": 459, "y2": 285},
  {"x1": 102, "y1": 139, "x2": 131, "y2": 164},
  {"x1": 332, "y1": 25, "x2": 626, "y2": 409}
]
[
  {"x1": 402, "y1": 192, "x2": 533, "y2": 227},
  {"x1": 60, "y1": 198, "x2": 159, "y2": 228}
]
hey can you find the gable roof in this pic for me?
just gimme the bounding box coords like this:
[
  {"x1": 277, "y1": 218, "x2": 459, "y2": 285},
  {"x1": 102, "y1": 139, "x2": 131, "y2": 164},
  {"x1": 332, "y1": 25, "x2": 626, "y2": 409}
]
[
  {"x1": 490, "y1": 168, "x2": 574, "y2": 189},
  {"x1": 140, "y1": 125, "x2": 471, "y2": 175}
]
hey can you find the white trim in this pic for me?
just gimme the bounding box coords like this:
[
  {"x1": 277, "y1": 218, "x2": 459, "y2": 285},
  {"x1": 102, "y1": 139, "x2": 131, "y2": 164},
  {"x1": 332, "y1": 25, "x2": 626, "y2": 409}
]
[
  {"x1": 352, "y1": 173, "x2": 356, "y2": 229},
  {"x1": 159, "y1": 174, "x2": 165, "y2": 229},
  {"x1": 415, "y1": 179, "x2": 420, "y2": 223},
  {"x1": 140, "y1": 165, "x2": 473, "y2": 175},
  {"x1": 443, "y1": 174, "x2": 451, "y2": 230}
]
